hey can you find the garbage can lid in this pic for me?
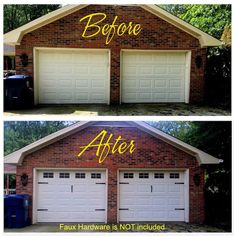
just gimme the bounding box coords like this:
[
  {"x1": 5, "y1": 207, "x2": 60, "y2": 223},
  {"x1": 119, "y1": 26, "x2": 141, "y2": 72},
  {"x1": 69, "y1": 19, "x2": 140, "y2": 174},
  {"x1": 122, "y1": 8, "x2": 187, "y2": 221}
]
[{"x1": 6, "y1": 75, "x2": 32, "y2": 79}]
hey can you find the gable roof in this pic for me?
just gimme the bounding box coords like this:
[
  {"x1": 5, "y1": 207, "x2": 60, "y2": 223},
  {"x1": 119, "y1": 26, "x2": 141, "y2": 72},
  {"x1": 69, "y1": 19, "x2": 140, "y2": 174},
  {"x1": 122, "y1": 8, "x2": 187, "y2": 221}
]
[
  {"x1": 4, "y1": 121, "x2": 222, "y2": 166},
  {"x1": 4, "y1": 4, "x2": 221, "y2": 47}
]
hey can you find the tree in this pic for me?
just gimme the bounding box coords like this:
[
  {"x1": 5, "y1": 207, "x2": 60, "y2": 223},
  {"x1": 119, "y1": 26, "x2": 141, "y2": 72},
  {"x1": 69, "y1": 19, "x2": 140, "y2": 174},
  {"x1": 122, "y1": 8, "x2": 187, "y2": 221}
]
[
  {"x1": 4, "y1": 5, "x2": 61, "y2": 33},
  {"x1": 160, "y1": 4, "x2": 231, "y2": 39},
  {"x1": 4, "y1": 121, "x2": 76, "y2": 155}
]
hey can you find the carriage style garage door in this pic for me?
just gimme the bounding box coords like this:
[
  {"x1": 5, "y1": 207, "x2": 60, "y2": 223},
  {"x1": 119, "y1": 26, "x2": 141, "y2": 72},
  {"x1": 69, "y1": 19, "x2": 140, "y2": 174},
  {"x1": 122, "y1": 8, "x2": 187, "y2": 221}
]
[
  {"x1": 119, "y1": 170, "x2": 187, "y2": 222},
  {"x1": 36, "y1": 170, "x2": 107, "y2": 222},
  {"x1": 37, "y1": 49, "x2": 109, "y2": 104},
  {"x1": 122, "y1": 51, "x2": 188, "y2": 103}
]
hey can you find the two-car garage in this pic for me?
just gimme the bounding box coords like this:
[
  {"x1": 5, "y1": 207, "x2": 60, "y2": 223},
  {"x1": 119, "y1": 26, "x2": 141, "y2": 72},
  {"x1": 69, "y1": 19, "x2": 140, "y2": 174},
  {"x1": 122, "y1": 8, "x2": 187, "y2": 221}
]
[
  {"x1": 35, "y1": 48, "x2": 190, "y2": 105},
  {"x1": 34, "y1": 169, "x2": 188, "y2": 223}
]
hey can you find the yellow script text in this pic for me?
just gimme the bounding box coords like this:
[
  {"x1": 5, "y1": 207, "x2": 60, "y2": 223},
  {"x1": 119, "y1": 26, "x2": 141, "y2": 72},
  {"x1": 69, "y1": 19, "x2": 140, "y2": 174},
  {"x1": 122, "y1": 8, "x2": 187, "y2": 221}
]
[
  {"x1": 78, "y1": 130, "x2": 136, "y2": 163},
  {"x1": 80, "y1": 13, "x2": 142, "y2": 44}
]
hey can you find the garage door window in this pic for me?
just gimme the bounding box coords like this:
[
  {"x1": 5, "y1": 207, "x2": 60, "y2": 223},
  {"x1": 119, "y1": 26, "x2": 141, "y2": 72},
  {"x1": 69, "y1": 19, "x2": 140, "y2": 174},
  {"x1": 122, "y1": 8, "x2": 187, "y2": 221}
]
[
  {"x1": 75, "y1": 173, "x2": 86, "y2": 178},
  {"x1": 154, "y1": 173, "x2": 164, "y2": 179},
  {"x1": 139, "y1": 173, "x2": 149, "y2": 178},
  {"x1": 43, "y1": 172, "x2": 54, "y2": 178},
  {"x1": 91, "y1": 173, "x2": 101, "y2": 179},
  {"x1": 124, "y1": 173, "x2": 134, "y2": 178},
  {"x1": 170, "y1": 173, "x2": 180, "y2": 179},
  {"x1": 59, "y1": 173, "x2": 70, "y2": 178}
]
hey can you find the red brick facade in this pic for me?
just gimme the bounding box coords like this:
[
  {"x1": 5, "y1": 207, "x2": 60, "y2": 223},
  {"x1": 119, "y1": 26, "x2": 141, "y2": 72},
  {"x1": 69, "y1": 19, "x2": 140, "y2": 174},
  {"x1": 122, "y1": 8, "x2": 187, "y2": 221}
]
[
  {"x1": 16, "y1": 123, "x2": 205, "y2": 223},
  {"x1": 15, "y1": 5, "x2": 207, "y2": 104}
]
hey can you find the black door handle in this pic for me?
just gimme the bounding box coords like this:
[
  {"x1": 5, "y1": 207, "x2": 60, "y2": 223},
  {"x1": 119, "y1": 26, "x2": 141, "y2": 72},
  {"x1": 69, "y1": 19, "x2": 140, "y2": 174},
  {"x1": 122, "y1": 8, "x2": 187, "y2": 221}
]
[
  {"x1": 71, "y1": 185, "x2": 73, "y2": 193},
  {"x1": 151, "y1": 185, "x2": 153, "y2": 192}
]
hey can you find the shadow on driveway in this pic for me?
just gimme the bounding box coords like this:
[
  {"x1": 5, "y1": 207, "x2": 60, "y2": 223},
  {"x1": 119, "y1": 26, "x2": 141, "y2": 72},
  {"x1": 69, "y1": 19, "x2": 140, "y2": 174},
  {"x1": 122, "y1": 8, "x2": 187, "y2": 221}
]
[
  {"x1": 4, "y1": 104, "x2": 231, "y2": 116},
  {"x1": 4, "y1": 222, "x2": 227, "y2": 233}
]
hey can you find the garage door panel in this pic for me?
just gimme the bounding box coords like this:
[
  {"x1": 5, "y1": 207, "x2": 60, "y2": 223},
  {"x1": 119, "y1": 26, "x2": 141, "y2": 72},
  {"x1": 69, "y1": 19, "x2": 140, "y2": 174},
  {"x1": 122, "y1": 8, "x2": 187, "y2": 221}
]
[
  {"x1": 91, "y1": 80, "x2": 106, "y2": 88},
  {"x1": 123, "y1": 79, "x2": 137, "y2": 88},
  {"x1": 140, "y1": 80, "x2": 152, "y2": 88},
  {"x1": 40, "y1": 79, "x2": 56, "y2": 87},
  {"x1": 58, "y1": 79, "x2": 73, "y2": 87},
  {"x1": 76, "y1": 80, "x2": 89, "y2": 88},
  {"x1": 154, "y1": 80, "x2": 167, "y2": 88},
  {"x1": 170, "y1": 79, "x2": 182, "y2": 88},
  {"x1": 122, "y1": 51, "x2": 187, "y2": 103},
  {"x1": 153, "y1": 66, "x2": 168, "y2": 74},
  {"x1": 153, "y1": 184, "x2": 166, "y2": 192},
  {"x1": 138, "y1": 54, "x2": 153, "y2": 62},
  {"x1": 90, "y1": 66, "x2": 107, "y2": 75},
  {"x1": 75, "y1": 93, "x2": 89, "y2": 102},
  {"x1": 139, "y1": 93, "x2": 151, "y2": 100},
  {"x1": 124, "y1": 66, "x2": 137, "y2": 75},
  {"x1": 153, "y1": 54, "x2": 168, "y2": 63},
  {"x1": 152, "y1": 198, "x2": 166, "y2": 205},
  {"x1": 167, "y1": 53, "x2": 185, "y2": 59},
  {"x1": 153, "y1": 93, "x2": 167, "y2": 100},
  {"x1": 38, "y1": 50, "x2": 108, "y2": 104},
  {"x1": 74, "y1": 66, "x2": 89, "y2": 74},
  {"x1": 139, "y1": 66, "x2": 153, "y2": 75},
  {"x1": 168, "y1": 66, "x2": 185, "y2": 74},
  {"x1": 119, "y1": 170, "x2": 186, "y2": 222}
]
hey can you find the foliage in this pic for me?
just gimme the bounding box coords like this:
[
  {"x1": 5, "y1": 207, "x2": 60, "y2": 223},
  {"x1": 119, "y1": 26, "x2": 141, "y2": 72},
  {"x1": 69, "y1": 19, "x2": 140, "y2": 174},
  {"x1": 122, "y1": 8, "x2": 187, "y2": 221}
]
[
  {"x1": 4, "y1": 174, "x2": 16, "y2": 189},
  {"x1": 4, "y1": 5, "x2": 61, "y2": 33},
  {"x1": 160, "y1": 4, "x2": 231, "y2": 39},
  {"x1": 4, "y1": 121, "x2": 76, "y2": 155},
  {"x1": 147, "y1": 121, "x2": 231, "y2": 230},
  {"x1": 205, "y1": 46, "x2": 231, "y2": 109}
]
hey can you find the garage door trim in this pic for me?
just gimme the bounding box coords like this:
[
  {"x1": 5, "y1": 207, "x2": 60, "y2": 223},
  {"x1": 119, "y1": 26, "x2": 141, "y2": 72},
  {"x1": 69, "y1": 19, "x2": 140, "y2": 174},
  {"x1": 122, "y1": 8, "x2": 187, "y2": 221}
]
[
  {"x1": 34, "y1": 47, "x2": 111, "y2": 105},
  {"x1": 117, "y1": 168, "x2": 189, "y2": 223},
  {"x1": 33, "y1": 168, "x2": 108, "y2": 224},
  {"x1": 120, "y1": 49, "x2": 191, "y2": 104}
]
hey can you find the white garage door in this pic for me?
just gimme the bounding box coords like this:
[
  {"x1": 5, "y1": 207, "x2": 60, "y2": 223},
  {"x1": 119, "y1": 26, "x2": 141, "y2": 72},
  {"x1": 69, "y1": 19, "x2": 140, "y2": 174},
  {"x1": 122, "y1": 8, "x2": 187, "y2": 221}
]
[
  {"x1": 122, "y1": 51, "x2": 188, "y2": 103},
  {"x1": 119, "y1": 170, "x2": 186, "y2": 222},
  {"x1": 36, "y1": 170, "x2": 106, "y2": 222},
  {"x1": 37, "y1": 49, "x2": 109, "y2": 104}
]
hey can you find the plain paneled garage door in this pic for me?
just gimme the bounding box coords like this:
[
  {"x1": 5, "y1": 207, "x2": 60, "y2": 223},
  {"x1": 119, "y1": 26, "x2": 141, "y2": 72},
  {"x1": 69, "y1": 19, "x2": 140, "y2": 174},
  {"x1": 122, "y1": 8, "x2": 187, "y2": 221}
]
[
  {"x1": 119, "y1": 170, "x2": 186, "y2": 222},
  {"x1": 122, "y1": 51, "x2": 188, "y2": 103},
  {"x1": 37, "y1": 49, "x2": 109, "y2": 104},
  {"x1": 36, "y1": 170, "x2": 106, "y2": 222}
]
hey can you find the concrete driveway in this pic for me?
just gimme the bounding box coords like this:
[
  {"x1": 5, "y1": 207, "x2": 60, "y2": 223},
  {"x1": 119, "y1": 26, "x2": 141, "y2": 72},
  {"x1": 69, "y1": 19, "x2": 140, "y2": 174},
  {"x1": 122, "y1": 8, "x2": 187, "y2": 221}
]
[
  {"x1": 4, "y1": 104, "x2": 231, "y2": 116},
  {"x1": 4, "y1": 222, "x2": 227, "y2": 232}
]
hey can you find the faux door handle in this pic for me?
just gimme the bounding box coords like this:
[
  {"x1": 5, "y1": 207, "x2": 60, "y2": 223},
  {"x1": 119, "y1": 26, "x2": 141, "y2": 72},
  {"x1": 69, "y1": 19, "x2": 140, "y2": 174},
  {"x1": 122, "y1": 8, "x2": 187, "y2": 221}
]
[
  {"x1": 71, "y1": 185, "x2": 73, "y2": 193},
  {"x1": 151, "y1": 185, "x2": 153, "y2": 192}
]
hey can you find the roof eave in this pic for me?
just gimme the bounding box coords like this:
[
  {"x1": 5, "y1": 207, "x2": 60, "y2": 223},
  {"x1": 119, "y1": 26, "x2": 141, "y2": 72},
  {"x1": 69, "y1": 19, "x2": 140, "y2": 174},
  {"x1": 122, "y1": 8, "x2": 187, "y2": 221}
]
[
  {"x1": 4, "y1": 121, "x2": 94, "y2": 165},
  {"x1": 133, "y1": 121, "x2": 221, "y2": 165},
  {"x1": 141, "y1": 4, "x2": 222, "y2": 48},
  {"x1": 4, "y1": 4, "x2": 88, "y2": 45}
]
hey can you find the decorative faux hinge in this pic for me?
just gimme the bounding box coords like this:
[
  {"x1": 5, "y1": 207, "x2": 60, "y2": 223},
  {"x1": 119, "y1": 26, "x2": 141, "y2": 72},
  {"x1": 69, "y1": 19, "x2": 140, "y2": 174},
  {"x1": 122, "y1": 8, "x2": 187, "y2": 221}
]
[
  {"x1": 37, "y1": 209, "x2": 48, "y2": 211},
  {"x1": 38, "y1": 182, "x2": 48, "y2": 184},
  {"x1": 95, "y1": 209, "x2": 105, "y2": 211},
  {"x1": 96, "y1": 183, "x2": 106, "y2": 184},
  {"x1": 119, "y1": 182, "x2": 129, "y2": 184},
  {"x1": 175, "y1": 182, "x2": 184, "y2": 184},
  {"x1": 175, "y1": 208, "x2": 185, "y2": 210}
]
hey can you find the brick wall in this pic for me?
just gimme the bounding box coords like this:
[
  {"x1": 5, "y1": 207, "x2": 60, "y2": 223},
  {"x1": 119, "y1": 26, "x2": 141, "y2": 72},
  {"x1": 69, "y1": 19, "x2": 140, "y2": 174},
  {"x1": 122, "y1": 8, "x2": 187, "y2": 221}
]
[
  {"x1": 16, "y1": 125, "x2": 205, "y2": 223},
  {"x1": 16, "y1": 5, "x2": 207, "y2": 104}
]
